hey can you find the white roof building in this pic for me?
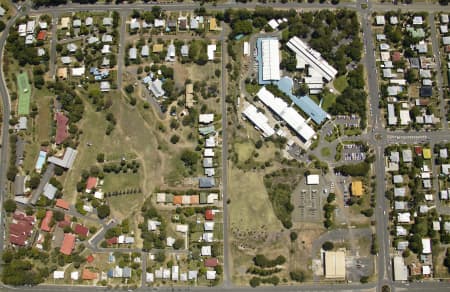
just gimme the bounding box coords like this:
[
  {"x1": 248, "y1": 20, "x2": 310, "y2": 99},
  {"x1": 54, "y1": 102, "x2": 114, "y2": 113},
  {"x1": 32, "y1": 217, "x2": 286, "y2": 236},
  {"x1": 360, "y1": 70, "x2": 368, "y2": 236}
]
[
  {"x1": 399, "y1": 110, "x2": 411, "y2": 125},
  {"x1": 376, "y1": 15, "x2": 386, "y2": 26},
  {"x1": 243, "y1": 42, "x2": 250, "y2": 56},
  {"x1": 413, "y1": 16, "x2": 423, "y2": 25},
  {"x1": 287, "y1": 37, "x2": 337, "y2": 82},
  {"x1": 204, "y1": 222, "x2": 214, "y2": 231},
  {"x1": 268, "y1": 19, "x2": 279, "y2": 30},
  {"x1": 207, "y1": 44, "x2": 216, "y2": 61},
  {"x1": 397, "y1": 212, "x2": 411, "y2": 223},
  {"x1": 141, "y1": 45, "x2": 149, "y2": 57},
  {"x1": 306, "y1": 174, "x2": 319, "y2": 185},
  {"x1": 43, "y1": 183, "x2": 57, "y2": 200},
  {"x1": 176, "y1": 224, "x2": 188, "y2": 233},
  {"x1": 53, "y1": 271, "x2": 65, "y2": 279},
  {"x1": 18, "y1": 24, "x2": 26, "y2": 36},
  {"x1": 101, "y1": 45, "x2": 111, "y2": 54},
  {"x1": 71, "y1": 67, "x2": 85, "y2": 77},
  {"x1": 206, "y1": 270, "x2": 216, "y2": 280},
  {"x1": 148, "y1": 79, "x2": 165, "y2": 98},
  {"x1": 422, "y1": 238, "x2": 431, "y2": 254},
  {"x1": 166, "y1": 236, "x2": 175, "y2": 247},
  {"x1": 257, "y1": 87, "x2": 315, "y2": 143},
  {"x1": 26, "y1": 20, "x2": 36, "y2": 34},
  {"x1": 442, "y1": 14, "x2": 449, "y2": 24},
  {"x1": 129, "y1": 47, "x2": 137, "y2": 60},
  {"x1": 199, "y1": 114, "x2": 214, "y2": 124},
  {"x1": 70, "y1": 271, "x2": 79, "y2": 280},
  {"x1": 100, "y1": 81, "x2": 110, "y2": 92},
  {"x1": 204, "y1": 148, "x2": 214, "y2": 158},
  {"x1": 260, "y1": 38, "x2": 280, "y2": 82},
  {"x1": 393, "y1": 256, "x2": 408, "y2": 281},
  {"x1": 85, "y1": 17, "x2": 93, "y2": 26},
  {"x1": 202, "y1": 232, "x2": 213, "y2": 242},
  {"x1": 387, "y1": 104, "x2": 397, "y2": 125},
  {"x1": 201, "y1": 246, "x2": 212, "y2": 256},
  {"x1": 242, "y1": 104, "x2": 275, "y2": 137}
]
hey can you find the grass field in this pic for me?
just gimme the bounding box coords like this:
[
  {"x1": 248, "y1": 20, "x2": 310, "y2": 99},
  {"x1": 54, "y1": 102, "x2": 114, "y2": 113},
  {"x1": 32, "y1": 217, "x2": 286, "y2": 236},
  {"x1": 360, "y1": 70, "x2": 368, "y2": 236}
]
[
  {"x1": 17, "y1": 72, "x2": 31, "y2": 115},
  {"x1": 102, "y1": 172, "x2": 141, "y2": 193},
  {"x1": 36, "y1": 94, "x2": 52, "y2": 142},
  {"x1": 333, "y1": 75, "x2": 349, "y2": 93},
  {"x1": 320, "y1": 147, "x2": 331, "y2": 157},
  {"x1": 321, "y1": 90, "x2": 337, "y2": 111}
]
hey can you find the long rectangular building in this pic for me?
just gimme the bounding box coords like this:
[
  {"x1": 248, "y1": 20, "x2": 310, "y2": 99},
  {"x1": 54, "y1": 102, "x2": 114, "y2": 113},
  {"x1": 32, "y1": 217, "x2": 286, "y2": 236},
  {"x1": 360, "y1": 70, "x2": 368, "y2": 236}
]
[
  {"x1": 256, "y1": 87, "x2": 315, "y2": 142},
  {"x1": 242, "y1": 104, "x2": 275, "y2": 137},
  {"x1": 257, "y1": 38, "x2": 280, "y2": 84},
  {"x1": 287, "y1": 37, "x2": 337, "y2": 82}
]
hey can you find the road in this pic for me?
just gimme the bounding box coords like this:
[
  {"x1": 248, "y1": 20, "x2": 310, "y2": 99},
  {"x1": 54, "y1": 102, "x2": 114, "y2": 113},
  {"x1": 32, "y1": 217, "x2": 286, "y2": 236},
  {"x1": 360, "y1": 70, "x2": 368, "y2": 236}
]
[
  {"x1": 1, "y1": 1, "x2": 450, "y2": 292},
  {"x1": 219, "y1": 23, "x2": 231, "y2": 288}
]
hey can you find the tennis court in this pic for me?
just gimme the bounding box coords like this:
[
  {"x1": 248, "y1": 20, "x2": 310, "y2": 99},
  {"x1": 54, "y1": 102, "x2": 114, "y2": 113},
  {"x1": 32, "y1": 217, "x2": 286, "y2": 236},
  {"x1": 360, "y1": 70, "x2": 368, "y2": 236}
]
[{"x1": 17, "y1": 72, "x2": 31, "y2": 115}]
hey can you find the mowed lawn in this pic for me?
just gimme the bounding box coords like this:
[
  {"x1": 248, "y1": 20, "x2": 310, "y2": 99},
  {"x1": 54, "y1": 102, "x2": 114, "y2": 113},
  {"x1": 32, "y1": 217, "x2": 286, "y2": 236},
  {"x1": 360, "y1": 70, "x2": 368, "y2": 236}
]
[
  {"x1": 333, "y1": 75, "x2": 349, "y2": 93},
  {"x1": 17, "y1": 72, "x2": 31, "y2": 115},
  {"x1": 102, "y1": 172, "x2": 141, "y2": 193},
  {"x1": 35, "y1": 95, "x2": 52, "y2": 142}
]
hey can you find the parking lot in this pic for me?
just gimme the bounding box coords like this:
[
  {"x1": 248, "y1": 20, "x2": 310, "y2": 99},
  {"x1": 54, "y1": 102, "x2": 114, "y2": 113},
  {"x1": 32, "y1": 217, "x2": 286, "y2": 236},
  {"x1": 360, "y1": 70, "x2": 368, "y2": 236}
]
[
  {"x1": 334, "y1": 115, "x2": 361, "y2": 129},
  {"x1": 343, "y1": 143, "x2": 366, "y2": 161},
  {"x1": 291, "y1": 177, "x2": 327, "y2": 223}
]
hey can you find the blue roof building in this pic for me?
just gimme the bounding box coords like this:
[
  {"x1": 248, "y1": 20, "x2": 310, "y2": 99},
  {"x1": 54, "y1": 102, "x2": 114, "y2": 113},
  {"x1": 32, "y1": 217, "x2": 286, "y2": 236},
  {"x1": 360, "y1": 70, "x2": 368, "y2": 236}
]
[{"x1": 277, "y1": 76, "x2": 328, "y2": 124}]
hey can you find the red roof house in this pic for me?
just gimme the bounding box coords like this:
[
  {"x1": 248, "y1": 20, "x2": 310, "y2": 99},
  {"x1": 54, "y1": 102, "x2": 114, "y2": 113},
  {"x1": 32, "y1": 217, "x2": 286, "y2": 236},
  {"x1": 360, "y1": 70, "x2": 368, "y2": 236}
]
[
  {"x1": 55, "y1": 112, "x2": 69, "y2": 145},
  {"x1": 74, "y1": 224, "x2": 89, "y2": 237},
  {"x1": 9, "y1": 222, "x2": 33, "y2": 237},
  {"x1": 60, "y1": 233, "x2": 76, "y2": 255},
  {"x1": 37, "y1": 31, "x2": 47, "y2": 41},
  {"x1": 82, "y1": 269, "x2": 98, "y2": 280},
  {"x1": 56, "y1": 199, "x2": 70, "y2": 210},
  {"x1": 40, "y1": 211, "x2": 53, "y2": 232},
  {"x1": 204, "y1": 258, "x2": 219, "y2": 267},
  {"x1": 106, "y1": 237, "x2": 118, "y2": 245},
  {"x1": 205, "y1": 209, "x2": 214, "y2": 221},
  {"x1": 9, "y1": 234, "x2": 27, "y2": 246},
  {"x1": 13, "y1": 211, "x2": 36, "y2": 224},
  {"x1": 85, "y1": 177, "x2": 98, "y2": 192},
  {"x1": 414, "y1": 146, "x2": 423, "y2": 156}
]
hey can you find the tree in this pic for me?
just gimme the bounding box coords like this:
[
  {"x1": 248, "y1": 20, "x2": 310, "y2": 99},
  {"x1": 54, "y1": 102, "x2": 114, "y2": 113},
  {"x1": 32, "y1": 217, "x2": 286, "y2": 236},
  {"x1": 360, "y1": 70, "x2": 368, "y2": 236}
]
[
  {"x1": 125, "y1": 84, "x2": 134, "y2": 94},
  {"x1": 155, "y1": 251, "x2": 165, "y2": 263},
  {"x1": 172, "y1": 238, "x2": 184, "y2": 250},
  {"x1": 290, "y1": 270, "x2": 305, "y2": 282},
  {"x1": 290, "y1": 232, "x2": 298, "y2": 242},
  {"x1": 249, "y1": 277, "x2": 260, "y2": 287},
  {"x1": 54, "y1": 166, "x2": 64, "y2": 176},
  {"x1": 322, "y1": 241, "x2": 334, "y2": 251},
  {"x1": 4, "y1": 199, "x2": 16, "y2": 213},
  {"x1": 97, "y1": 204, "x2": 110, "y2": 219},
  {"x1": 97, "y1": 153, "x2": 105, "y2": 163},
  {"x1": 170, "y1": 134, "x2": 180, "y2": 144},
  {"x1": 360, "y1": 276, "x2": 369, "y2": 283}
]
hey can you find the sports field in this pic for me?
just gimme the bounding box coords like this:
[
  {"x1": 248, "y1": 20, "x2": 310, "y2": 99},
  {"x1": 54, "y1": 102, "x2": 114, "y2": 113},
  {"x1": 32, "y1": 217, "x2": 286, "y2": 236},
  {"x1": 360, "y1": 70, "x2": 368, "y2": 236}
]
[{"x1": 17, "y1": 72, "x2": 31, "y2": 115}]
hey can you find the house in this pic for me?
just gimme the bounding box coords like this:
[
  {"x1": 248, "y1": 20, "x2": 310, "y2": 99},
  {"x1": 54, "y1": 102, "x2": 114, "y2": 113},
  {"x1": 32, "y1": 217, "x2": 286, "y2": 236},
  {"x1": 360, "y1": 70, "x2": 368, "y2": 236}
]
[
  {"x1": 397, "y1": 241, "x2": 409, "y2": 251},
  {"x1": 86, "y1": 177, "x2": 98, "y2": 193},
  {"x1": 398, "y1": 212, "x2": 411, "y2": 223},
  {"x1": 199, "y1": 174, "x2": 216, "y2": 187},
  {"x1": 396, "y1": 226, "x2": 408, "y2": 236},
  {"x1": 402, "y1": 149, "x2": 413, "y2": 162},
  {"x1": 43, "y1": 183, "x2": 57, "y2": 200},
  {"x1": 423, "y1": 148, "x2": 432, "y2": 159},
  {"x1": 100, "y1": 81, "x2": 110, "y2": 92},
  {"x1": 41, "y1": 210, "x2": 53, "y2": 232},
  {"x1": 60, "y1": 233, "x2": 76, "y2": 255},
  {"x1": 102, "y1": 34, "x2": 113, "y2": 43},
  {"x1": 167, "y1": 20, "x2": 177, "y2": 30},
  {"x1": 103, "y1": 17, "x2": 112, "y2": 26},
  {"x1": 153, "y1": 43, "x2": 163, "y2": 53},
  {"x1": 56, "y1": 199, "x2": 69, "y2": 210},
  {"x1": 393, "y1": 256, "x2": 408, "y2": 281},
  {"x1": 37, "y1": 48, "x2": 46, "y2": 57},
  {"x1": 166, "y1": 44, "x2": 176, "y2": 62},
  {"x1": 141, "y1": 45, "x2": 149, "y2": 57},
  {"x1": 207, "y1": 44, "x2": 216, "y2": 61},
  {"x1": 205, "y1": 258, "x2": 219, "y2": 267},
  {"x1": 37, "y1": 31, "x2": 47, "y2": 41},
  {"x1": 130, "y1": 18, "x2": 140, "y2": 30},
  {"x1": 351, "y1": 181, "x2": 363, "y2": 197},
  {"x1": 442, "y1": 14, "x2": 449, "y2": 24},
  {"x1": 60, "y1": 17, "x2": 70, "y2": 29},
  {"x1": 14, "y1": 175, "x2": 25, "y2": 196},
  {"x1": 101, "y1": 45, "x2": 111, "y2": 54},
  {"x1": 209, "y1": 17, "x2": 218, "y2": 30},
  {"x1": 55, "y1": 112, "x2": 69, "y2": 145},
  {"x1": 181, "y1": 45, "x2": 189, "y2": 57},
  {"x1": 148, "y1": 220, "x2": 161, "y2": 231},
  {"x1": 204, "y1": 222, "x2": 214, "y2": 231},
  {"x1": 422, "y1": 238, "x2": 431, "y2": 254},
  {"x1": 420, "y1": 86, "x2": 433, "y2": 97},
  {"x1": 148, "y1": 79, "x2": 165, "y2": 98},
  {"x1": 61, "y1": 56, "x2": 72, "y2": 64},
  {"x1": 73, "y1": 19, "x2": 81, "y2": 28},
  {"x1": 71, "y1": 67, "x2": 85, "y2": 77},
  {"x1": 199, "y1": 114, "x2": 214, "y2": 124},
  {"x1": 394, "y1": 201, "x2": 408, "y2": 210},
  {"x1": 202, "y1": 232, "x2": 213, "y2": 242},
  {"x1": 176, "y1": 224, "x2": 188, "y2": 233},
  {"x1": 441, "y1": 148, "x2": 448, "y2": 158},
  {"x1": 82, "y1": 269, "x2": 98, "y2": 280},
  {"x1": 413, "y1": 15, "x2": 424, "y2": 25},
  {"x1": 205, "y1": 166, "x2": 215, "y2": 176},
  {"x1": 178, "y1": 17, "x2": 188, "y2": 30},
  {"x1": 154, "y1": 19, "x2": 165, "y2": 28},
  {"x1": 88, "y1": 36, "x2": 99, "y2": 45},
  {"x1": 53, "y1": 271, "x2": 65, "y2": 279},
  {"x1": 25, "y1": 35, "x2": 35, "y2": 45},
  {"x1": 206, "y1": 270, "x2": 216, "y2": 280},
  {"x1": 393, "y1": 175, "x2": 403, "y2": 184},
  {"x1": 205, "y1": 210, "x2": 215, "y2": 222},
  {"x1": 390, "y1": 16, "x2": 398, "y2": 25},
  {"x1": 18, "y1": 24, "x2": 26, "y2": 36},
  {"x1": 375, "y1": 15, "x2": 385, "y2": 26},
  {"x1": 102, "y1": 57, "x2": 110, "y2": 68},
  {"x1": 201, "y1": 246, "x2": 212, "y2": 257},
  {"x1": 26, "y1": 20, "x2": 35, "y2": 34},
  {"x1": 129, "y1": 47, "x2": 137, "y2": 60},
  {"x1": 47, "y1": 146, "x2": 76, "y2": 168},
  {"x1": 71, "y1": 271, "x2": 79, "y2": 280},
  {"x1": 85, "y1": 17, "x2": 93, "y2": 26},
  {"x1": 74, "y1": 224, "x2": 89, "y2": 237}
]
